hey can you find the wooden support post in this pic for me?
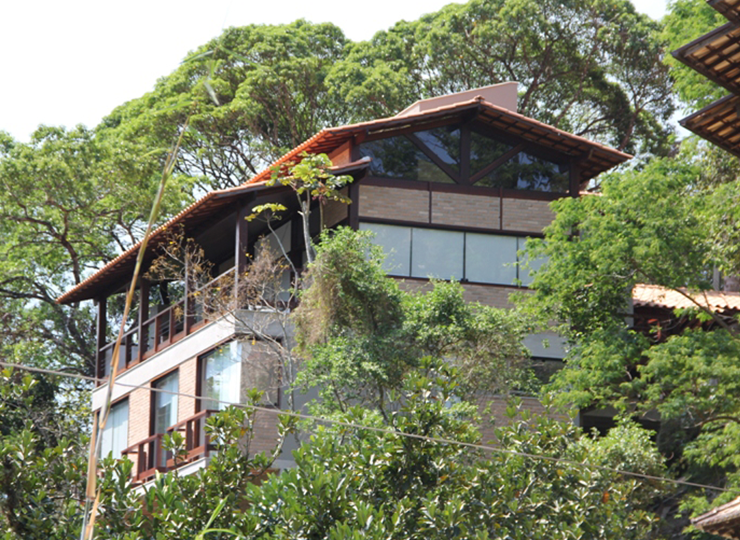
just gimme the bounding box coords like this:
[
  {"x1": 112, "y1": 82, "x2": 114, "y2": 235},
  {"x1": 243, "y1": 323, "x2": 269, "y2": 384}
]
[
  {"x1": 138, "y1": 279, "x2": 149, "y2": 362},
  {"x1": 235, "y1": 203, "x2": 250, "y2": 308},
  {"x1": 183, "y1": 249, "x2": 191, "y2": 335},
  {"x1": 95, "y1": 297, "x2": 107, "y2": 381},
  {"x1": 348, "y1": 182, "x2": 360, "y2": 230},
  {"x1": 290, "y1": 214, "x2": 303, "y2": 271},
  {"x1": 569, "y1": 160, "x2": 581, "y2": 198}
]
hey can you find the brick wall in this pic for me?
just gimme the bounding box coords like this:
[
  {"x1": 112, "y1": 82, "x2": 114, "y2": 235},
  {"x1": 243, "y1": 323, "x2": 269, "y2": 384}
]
[
  {"x1": 397, "y1": 279, "x2": 521, "y2": 310},
  {"x1": 324, "y1": 197, "x2": 348, "y2": 229},
  {"x1": 431, "y1": 191, "x2": 500, "y2": 229},
  {"x1": 476, "y1": 395, "x2": 571, "y2": 444},
  {"x1": 126, "y1": 387, "x2": 151, "y2": 473},
  {"x1": 501, "y1": 198, "x2": 555, "y2": 233},
  {"x1": 178, "y1": 357, "x2": 198, "y2": 422},
  {"x1": 359, "y1": 185, "x2": 430, "y2": 222}
]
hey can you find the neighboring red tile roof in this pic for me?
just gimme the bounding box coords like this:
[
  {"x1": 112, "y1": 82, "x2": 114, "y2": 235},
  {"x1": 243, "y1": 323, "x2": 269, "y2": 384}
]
[
  {"x1": 692, "y1": 495, "x2": 740, "y2": 539},
  {"x1": 633, "y1": 284, "x2": 740, "y2": 314}
]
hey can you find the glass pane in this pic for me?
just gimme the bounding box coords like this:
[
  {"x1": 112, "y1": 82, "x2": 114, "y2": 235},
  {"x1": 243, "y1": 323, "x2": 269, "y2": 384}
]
[
  {"x1": 517, "y1": 237, "x2": 548, "y2": 286},
  {"x1": 360, "y1": 223, "x2": 411, "y2": 276},
  {"x1": 465, "y1": 233, "x2": 518, "y2": 285},
  {"x1": 202, "y1": 342, "x2": 241, "y2": 411},
  {"x1": 101, "y1": 400, "x2": 129, "y2": 458},
  {"x1": 415, "y1": 127, "x2": 461, "y2": 172},
  {"x1": 476, "y1": 151, "x2": 570, "y2": 192},
  {"x1": 358, "y1": 136, "x2": 455, "y2": 184},
  {"x1": 153, "y1": 371, "x2": 179, "y2": 434},
  {"x1": 470, "y1": 129, "x2": 513, "y2": 176},
  {"x1": 411, "y1": 228, "x2": 464, "y2": 280}
]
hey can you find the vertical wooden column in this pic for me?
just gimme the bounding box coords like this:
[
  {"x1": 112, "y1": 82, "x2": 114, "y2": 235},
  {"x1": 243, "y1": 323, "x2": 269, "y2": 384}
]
[
  {"x1": 138, "y1": 278, "x2": 150, "y2": 362},
  {"x1": 348, "y1": 182, "x2": 360, "y2": 230},
  {"x1": 183, "y1": 249, "x2": 192, "y2": 335},
  {"x1": 234, "y1": 203, "x2": 250, "y2": 308},
  {"x1": 569, "y1": 160, "x2": 581, "y2": 198},
  {"x1": 95, "y1": 296, "x2": 107, "y2": 381},
  {"x1": 290, "y1": 214, "x2": 303, "y2": 272}
]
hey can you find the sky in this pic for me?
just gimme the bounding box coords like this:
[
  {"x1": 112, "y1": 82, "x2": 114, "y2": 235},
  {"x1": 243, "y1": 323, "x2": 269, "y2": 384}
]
[{"x1": 1, "y1": 0, "x2": 667, "y2": 143}]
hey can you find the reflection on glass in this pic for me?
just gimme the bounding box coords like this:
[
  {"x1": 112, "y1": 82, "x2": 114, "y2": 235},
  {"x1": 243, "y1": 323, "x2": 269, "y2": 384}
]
[
  {"x1": 358, "y1": 136, "x2": 455, "y2": 184},
  {"x1": 201, "y1": 342, "x2": 241, "y2": 411},
  {"x1": 360, "y1": 223, "x2": 411, "y2": 275},
  {"x1": 100, "y1": 400, "x2": 129, "y2": 458},
  {"x1": 153, "y1": 372, "x2": 178, "y2": 434},
  {"x1": 411, "y1": 228, "x2": 464, "y2": 280},
  {"x1": 415, "y1": 127, "x2": 461, "y2": 172},
  {"x1": 517, "y1": 237, "x2": 547, "y2": 286},
  {"x1": 475, "y1": 151, "x2": 569, "y2": 192},
  {"x1": 465, "y1": 233, "x2": 518, "y2": 285},
  {"x1": 470, "y1": 129, "x2": 513, "y2": 175}
]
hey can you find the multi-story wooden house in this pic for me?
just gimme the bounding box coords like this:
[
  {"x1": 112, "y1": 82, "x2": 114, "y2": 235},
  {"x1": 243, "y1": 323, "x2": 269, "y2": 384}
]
[{"x1": 57, "y1": 82, "x2": 630, "y2": 484}]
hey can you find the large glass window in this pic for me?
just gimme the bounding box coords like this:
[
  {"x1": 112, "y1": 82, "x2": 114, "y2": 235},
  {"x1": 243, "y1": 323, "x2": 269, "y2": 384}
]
[
  {"x1": 201, "y1": 342, "x2": 241, "y2": 411},
  {"x1": 359, "y1": 124, "x2": 571, "y2": 194},
  {"x1": 359, "y1": 136, "x2": 456, "y2": 184},
  {"x1": 153, "y1": 371, "x2": 178, "y2": 434},
  {"x1": 361, "y1": 223, "x2": 544, "y2": 286},
  {"x1": 100, "y1": 399, "x2": 129, "y2": 458},
  {"x1": 411, "y1": 228, "x2": 464, "y2": 280},
  {"x1": 475, "y1": 151, "x2": 570, "y2": 192},
  {"x1": 465, "y1": 233, "x2": 518, "y2": 285},
  {"x1": 364, "y1": 223, "x2": 411, "y2": 276}
]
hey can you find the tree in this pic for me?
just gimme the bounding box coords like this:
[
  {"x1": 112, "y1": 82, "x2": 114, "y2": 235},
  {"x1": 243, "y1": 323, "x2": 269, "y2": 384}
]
[
  {"x1": 521, "y1": 149, "x2": 740, "y2": 535},
  {"x1": 294, "y1": 227, "x2": 535, "y2": 417},
  {"x1": 98, "y1": 21, "x2": 352, "y2": 192},
  {"x1": 0, "y1": 368, "x2": 88, "y2": 539},
  {"x1": 330, "y1": 0, "x2": 675, "y2": 155}
]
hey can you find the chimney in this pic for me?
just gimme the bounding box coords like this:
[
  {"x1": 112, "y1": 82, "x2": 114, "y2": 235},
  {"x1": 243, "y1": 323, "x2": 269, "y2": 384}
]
[{"x1": 394, "y1": 82, "x2": 519, "y2": 118}]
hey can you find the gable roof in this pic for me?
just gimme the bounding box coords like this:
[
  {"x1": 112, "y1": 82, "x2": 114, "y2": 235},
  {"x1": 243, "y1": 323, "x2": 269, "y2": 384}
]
[{"x1": 58, "y1": 97, "x2": 630, "y2": 305}]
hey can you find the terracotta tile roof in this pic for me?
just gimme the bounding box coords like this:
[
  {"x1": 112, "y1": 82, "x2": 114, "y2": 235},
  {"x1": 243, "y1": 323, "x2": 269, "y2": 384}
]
[
  {"x1": 692, "y1": 495, "x2": 740, "y2": 539},
  {"x1": 633, "y1": 283, "x2": 740, "y2": 313},
  {"x1": 241, "y1": 96, "x2": 631, "y2": 189},
  {"x1": 711, "y1": 0, "x2": 740, "y2": 25},
  {"x1": 679, "y1": 94, "x2": 740, "y2": 158},
  {"x1": 58, "y1": 98, "x2": 630, "y2": 305},
  {"x1": 672, "y1": 21, "x2": 740, "y2": 96},
  {"x1": 56, "y1": 181, "x2": 273, "y2": 305}
]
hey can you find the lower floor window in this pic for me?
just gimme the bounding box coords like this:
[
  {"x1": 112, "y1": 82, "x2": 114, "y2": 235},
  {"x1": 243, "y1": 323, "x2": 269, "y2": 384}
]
[{"x1": 100, "y1": 399, "x2": 129, "y2": 458}]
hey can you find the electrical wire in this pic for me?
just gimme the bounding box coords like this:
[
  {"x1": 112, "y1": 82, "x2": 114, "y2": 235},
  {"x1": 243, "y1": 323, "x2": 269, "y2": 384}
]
[{"x1": 1, "y1": 359, "x2": 736, "y2": 495}]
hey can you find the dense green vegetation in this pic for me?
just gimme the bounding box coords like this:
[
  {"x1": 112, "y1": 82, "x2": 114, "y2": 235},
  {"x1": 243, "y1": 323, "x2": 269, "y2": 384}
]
[{"x1": 3, "y1": 0, "x2": 740, "y2": 538}]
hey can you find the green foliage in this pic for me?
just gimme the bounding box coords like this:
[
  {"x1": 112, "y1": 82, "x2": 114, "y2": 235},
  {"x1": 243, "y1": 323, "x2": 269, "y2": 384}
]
[
  {"x1": 334, "y1": 0, "x2": 674, "y2": 155},
  {"x1": 0, "y1": 368, "x2": 88, "y2": 540},
  {"x1": 295, "y1": 227, "x2": 536, "y2": 415},
  {"x1": 524, "y1": 155, "x2": 709, "y2": 338},
  {"x1": 524, "y1": 147, "x2": 740, "y2": 530},
  {"x1": 250, "y1": 361, "x2": 657, "y2": 539},
  {"x1": 663, "y1": 0, "x2": 728, "y2": 111}
]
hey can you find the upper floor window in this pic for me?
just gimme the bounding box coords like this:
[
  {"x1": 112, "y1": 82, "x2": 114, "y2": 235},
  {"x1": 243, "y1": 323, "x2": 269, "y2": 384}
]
[
  {"x1": 360, "y1": 223, "x2": 545, "y2": 287},
  {"x1": 358, "y1": 123, "x2": 570, "y2": 193}
]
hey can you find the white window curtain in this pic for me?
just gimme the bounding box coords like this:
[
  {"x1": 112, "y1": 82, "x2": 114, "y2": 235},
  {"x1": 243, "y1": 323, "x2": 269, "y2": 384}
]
[
  {"x1": 100, "y1": 400, "x2": 129, "y2": 458},
  {"x1": 202, "y1": 342, "x2": 241, "y2": 411}
]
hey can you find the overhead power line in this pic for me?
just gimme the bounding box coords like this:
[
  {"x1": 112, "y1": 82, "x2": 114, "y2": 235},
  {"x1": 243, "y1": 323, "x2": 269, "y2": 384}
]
[{"x1": 0, "y1": 359, "x2": 736, "y2": 494}]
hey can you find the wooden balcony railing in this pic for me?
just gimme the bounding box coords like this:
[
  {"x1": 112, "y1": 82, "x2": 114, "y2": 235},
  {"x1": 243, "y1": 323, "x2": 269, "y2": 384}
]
[
  {"x1": 97, "y1": 268, "x2": 236, "y2": 383},
  {"x1": 122, "y1": 409, "x2": 218, "y2": 484}
]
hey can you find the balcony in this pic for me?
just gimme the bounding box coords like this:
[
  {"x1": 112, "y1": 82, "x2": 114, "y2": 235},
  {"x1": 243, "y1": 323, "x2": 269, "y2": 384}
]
[
  {"x1": 121, "y1": 409, "x2": 218, "y2": 485},
  {"x1": 97, "y1": 268, "x2": 236, "y2": 383}
]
